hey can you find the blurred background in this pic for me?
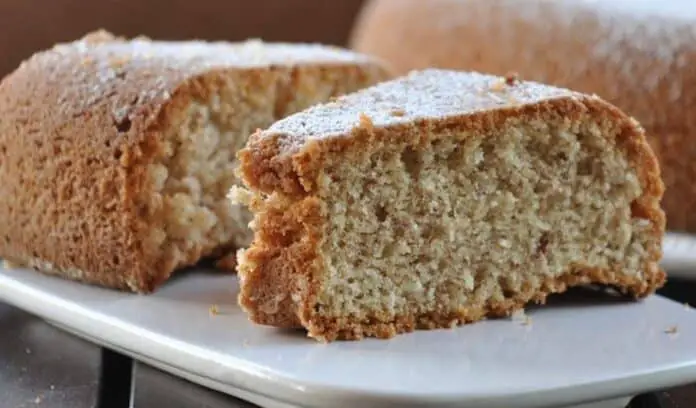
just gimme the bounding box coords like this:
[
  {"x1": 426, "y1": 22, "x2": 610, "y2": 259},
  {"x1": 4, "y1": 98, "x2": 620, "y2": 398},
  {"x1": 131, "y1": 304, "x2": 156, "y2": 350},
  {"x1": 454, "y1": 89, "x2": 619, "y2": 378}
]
[{"x1": 0, "y1": 0, "x2": 366, "y2": 77}]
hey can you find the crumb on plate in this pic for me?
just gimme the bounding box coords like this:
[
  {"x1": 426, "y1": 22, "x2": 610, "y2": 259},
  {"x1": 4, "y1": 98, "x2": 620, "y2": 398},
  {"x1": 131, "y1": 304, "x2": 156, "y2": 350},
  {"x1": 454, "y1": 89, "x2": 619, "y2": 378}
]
[
  {"x1": 511, "y1": 309, "x2": 532, "y2": 325},
  {"x1": 209, "y1": 305, "x2": 219, "y2": 316}
]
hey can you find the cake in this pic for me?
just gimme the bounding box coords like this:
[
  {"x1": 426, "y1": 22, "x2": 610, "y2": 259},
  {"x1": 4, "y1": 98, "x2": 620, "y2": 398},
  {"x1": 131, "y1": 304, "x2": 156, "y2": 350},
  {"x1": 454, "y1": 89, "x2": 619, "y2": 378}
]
[
  {"x1": 350, "y1": 0, "x2": 696, "y2": 232},
  {"x1": 234, "y1": 69, "x2": 666, "y2": 341},
  {"x1": 0, "y1": 30, "x2": 390, "y2": 292}
]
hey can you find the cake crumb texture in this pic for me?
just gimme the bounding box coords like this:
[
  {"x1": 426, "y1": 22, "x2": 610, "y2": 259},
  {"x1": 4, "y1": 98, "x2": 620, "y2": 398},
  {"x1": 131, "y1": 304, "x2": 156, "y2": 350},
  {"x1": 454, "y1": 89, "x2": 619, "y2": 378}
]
[
  {"x1": 350, "y1": 0, "x2": 696, "y2": 232},
  {"x1": 237, "y1": 69, "x2": 665, "y2": 341}
]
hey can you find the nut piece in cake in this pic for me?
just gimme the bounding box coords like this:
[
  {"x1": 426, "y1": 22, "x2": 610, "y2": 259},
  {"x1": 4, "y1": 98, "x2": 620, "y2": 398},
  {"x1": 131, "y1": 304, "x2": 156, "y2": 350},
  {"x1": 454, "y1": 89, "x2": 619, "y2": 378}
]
[
  {"x1": 0, "y1": 30, "x2": 390, "y2": 292},
  {"x1": 236, "y1": 69, "x2": 665, "y2": 341}
]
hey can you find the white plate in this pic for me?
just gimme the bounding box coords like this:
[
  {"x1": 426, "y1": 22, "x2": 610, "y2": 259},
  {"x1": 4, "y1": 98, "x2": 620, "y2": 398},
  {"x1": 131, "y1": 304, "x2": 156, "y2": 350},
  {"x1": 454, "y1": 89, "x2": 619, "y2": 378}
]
[
  {"x1": 662, "y1": 232, "x2": 696, "y2": 280},
  {"x1": 1, "y1": 265, "x2": 696, "y2": 408}
]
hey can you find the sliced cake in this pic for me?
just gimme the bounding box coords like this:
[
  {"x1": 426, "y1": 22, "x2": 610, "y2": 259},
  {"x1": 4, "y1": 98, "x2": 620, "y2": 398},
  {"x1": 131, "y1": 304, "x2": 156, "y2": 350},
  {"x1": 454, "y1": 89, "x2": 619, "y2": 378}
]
[
  {"x1": 235, "y1": 69, "x2": 666, "y2": 341},
  {"x1": 351, "y1": 0, "x2": 696, "y2": 232},
  {"x1": 0, "y1": 30, "x2": 390, "y2": 292}
]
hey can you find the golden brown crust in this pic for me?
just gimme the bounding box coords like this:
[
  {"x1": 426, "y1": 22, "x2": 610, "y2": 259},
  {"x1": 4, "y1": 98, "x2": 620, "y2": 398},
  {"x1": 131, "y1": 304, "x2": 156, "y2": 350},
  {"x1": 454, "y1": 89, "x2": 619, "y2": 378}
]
[
  {"x1": 350, "y1": 0, "x2": 694, "y2": 231},
  {"x1": 237, "y1": 194, "x2": 325, "y2": 328},
  {"x1": 0, "y1": 30, "x2": 390, "y2": 292},
  {"x1": 237, "y1": 70, "x2": 665, "y2": 341}
]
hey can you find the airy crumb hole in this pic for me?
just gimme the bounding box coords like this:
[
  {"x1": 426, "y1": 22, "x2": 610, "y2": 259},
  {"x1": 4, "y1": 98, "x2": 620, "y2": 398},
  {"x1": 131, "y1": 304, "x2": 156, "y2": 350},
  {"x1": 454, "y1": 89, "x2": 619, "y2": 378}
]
[
  {"x1": 375, "y1": 205, "x2": 388, "y2": 222},
  {"x1": 114, "y1": 117, "x2": 132, "y2": 133},
  {"x1": 401, "y1": 147, "x2": 421, "y2": 179}
]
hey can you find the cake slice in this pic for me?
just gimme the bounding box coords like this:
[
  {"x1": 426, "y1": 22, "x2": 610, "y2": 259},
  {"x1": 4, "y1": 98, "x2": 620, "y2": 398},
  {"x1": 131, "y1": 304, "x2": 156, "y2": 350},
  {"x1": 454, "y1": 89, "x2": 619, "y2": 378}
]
[
  {"x1": 351, "y1": 0, "x2": 696, "y2": 233},
  {"x1": 0, "y1": 30, "x2": 390, "y2": 292},
  {"x1": 235, "y1": 69, "x2": 666, "y2": 341}
]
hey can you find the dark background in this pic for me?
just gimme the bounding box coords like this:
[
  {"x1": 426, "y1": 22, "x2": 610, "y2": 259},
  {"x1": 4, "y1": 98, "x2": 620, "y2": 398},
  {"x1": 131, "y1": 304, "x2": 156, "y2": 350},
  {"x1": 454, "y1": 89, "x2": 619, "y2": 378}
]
[{"x1": 0, "y1": 0, "x2": 367, "y2": 77}]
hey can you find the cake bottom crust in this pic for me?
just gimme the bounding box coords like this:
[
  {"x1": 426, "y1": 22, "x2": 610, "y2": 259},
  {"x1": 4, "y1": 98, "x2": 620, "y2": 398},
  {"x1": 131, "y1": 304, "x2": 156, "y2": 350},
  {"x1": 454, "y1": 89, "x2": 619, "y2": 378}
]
[{"x1": 303, "y1": 264, "x2": 665, "y2": 342}]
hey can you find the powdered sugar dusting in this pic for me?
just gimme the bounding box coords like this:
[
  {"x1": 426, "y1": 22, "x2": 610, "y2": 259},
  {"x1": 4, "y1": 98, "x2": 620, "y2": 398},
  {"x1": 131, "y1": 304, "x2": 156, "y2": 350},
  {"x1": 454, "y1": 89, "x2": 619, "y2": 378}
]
[
  {"x1": 265, "y1": 69, "x2": 575, "y2": 143},
  {"x1": 429, "y1": 0, "x2": 696, "y2": 100},
  {"x1": 51, "y1": 34, "x2": 372, "y2": 71},
  {"x1": 29, "y1": 32, "x2": 377, "y2": 122},
  {"x1": 585, "y1": 1, "x2": 696, "y2": 78}
]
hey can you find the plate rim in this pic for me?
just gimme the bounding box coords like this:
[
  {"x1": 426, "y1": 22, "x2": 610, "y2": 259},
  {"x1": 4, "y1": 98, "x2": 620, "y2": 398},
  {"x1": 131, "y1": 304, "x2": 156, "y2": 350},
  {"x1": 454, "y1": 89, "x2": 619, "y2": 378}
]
[{"x1": 2, "y1": 269, "x2": 696, "y2": 408}]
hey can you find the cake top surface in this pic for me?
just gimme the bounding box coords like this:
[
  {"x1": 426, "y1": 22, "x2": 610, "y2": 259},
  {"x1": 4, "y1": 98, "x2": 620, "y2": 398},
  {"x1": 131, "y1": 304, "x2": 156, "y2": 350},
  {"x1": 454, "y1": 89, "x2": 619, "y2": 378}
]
[
  {"x1": 263, "y1": 69, "x2": 583, "y2": 141},
  {"x1": 569, "y1": 0, "x2": 696, "y2": 20},
  {"x1": 0, "y1": 30, "x2": 382, "y2": 130},
  {"x1": 44, "y1": 30, "x2": 376, "y2": 71}
]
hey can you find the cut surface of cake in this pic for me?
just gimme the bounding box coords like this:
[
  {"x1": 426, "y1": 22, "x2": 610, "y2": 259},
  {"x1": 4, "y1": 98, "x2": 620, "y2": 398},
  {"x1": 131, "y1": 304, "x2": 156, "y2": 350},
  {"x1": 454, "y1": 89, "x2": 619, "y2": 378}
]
[
  {"x1": 235, "y1": 69, "x2": 666, "y2": 341},
  {"x1": 0, "y1": 30, "x2": 390, "y2": 292},
  {"x1": 351, "y1": 0, "x2": 696, "y2": 233}
]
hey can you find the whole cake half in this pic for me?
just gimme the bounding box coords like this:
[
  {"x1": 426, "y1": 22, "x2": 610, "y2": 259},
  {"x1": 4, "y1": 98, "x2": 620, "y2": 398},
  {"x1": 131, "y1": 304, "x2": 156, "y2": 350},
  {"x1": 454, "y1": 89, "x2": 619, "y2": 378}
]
[
  {"x1": 0, "y1": 30, "x2": 389, "y2": 292},
  {"x1": 235, "y1": 69, "x2": 666, "y2": 341}
]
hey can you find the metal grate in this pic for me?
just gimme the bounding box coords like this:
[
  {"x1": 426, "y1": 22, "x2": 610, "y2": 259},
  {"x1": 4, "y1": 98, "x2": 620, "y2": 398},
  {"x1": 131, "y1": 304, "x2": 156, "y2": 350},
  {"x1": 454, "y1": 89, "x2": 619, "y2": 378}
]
[{"x1": 95, "y1": 348, "x2": 135, "y2": 408}]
